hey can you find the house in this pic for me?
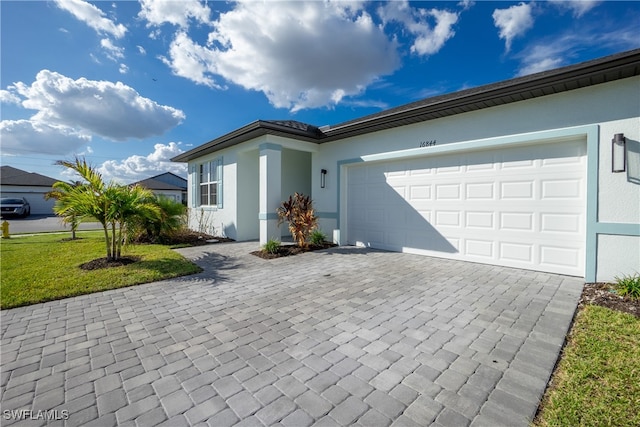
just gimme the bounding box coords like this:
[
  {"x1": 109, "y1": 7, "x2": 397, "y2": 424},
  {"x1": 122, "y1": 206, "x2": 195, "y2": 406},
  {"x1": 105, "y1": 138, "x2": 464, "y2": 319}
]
[
  {"x1": 0, "y1": 166, "x2": 59, "y2": 215},
  {"x1": 130, "y1": 172, "x2": 187, "y2": 204},
  {"x1": 172, "y1": 49, "x2": 640, "y2": 282}
]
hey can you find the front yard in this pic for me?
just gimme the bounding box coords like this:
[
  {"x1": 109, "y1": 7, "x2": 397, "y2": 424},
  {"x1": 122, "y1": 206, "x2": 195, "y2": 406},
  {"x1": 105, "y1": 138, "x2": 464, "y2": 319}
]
[{"x1": 0, "y1": 231, "x2": 201, "y2": 309}]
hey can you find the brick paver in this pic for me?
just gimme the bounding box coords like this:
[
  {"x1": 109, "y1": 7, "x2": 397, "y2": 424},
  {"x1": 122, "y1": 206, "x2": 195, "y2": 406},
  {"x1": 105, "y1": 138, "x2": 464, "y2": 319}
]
[{"x1": 0, "y1": 241, "x2": 584, "y2": 426}]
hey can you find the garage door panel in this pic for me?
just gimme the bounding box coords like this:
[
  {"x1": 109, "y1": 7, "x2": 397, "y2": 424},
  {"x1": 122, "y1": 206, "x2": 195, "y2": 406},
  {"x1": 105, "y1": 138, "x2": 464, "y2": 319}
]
[
  {"x1": 540, "y1": 246, "x2": 581, "y2": 268},
  {"x1": 541, "y1": 179, "x2": 582, "y2": 198},
  {"x1": 501, "y1": 181, "x2": 535, "y2": 199},
  {"x1": 541, "y1": 213, "x2": 581, "y2": 233},
  {"x1": 466, "y1": 183, "x2": 494, "y2": 199},
  {"x1": 347, "y1": 139, "x2": 586, "y2": 276},
  {"x1": 436, "y1": 184, "x2": 461, "y2": 200},
  {"x1": 466, "y1": 239, "x2": 494, "y2": 258},
  {"x1": 466, "y1": 211, "x2": 494, "y2": 229}
]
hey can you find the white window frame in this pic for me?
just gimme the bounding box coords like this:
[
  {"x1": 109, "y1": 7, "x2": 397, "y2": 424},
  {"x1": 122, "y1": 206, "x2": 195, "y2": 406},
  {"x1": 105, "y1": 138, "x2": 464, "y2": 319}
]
[{"x1": 196, "y1": 158, "x2": 223, "y2": 208}]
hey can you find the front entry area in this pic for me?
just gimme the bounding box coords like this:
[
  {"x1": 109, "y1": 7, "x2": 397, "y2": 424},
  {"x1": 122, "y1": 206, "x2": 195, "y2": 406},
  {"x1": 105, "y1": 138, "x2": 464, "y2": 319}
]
[{"x1": 346, "y1": 139, "x2": 587, "y2": 276}]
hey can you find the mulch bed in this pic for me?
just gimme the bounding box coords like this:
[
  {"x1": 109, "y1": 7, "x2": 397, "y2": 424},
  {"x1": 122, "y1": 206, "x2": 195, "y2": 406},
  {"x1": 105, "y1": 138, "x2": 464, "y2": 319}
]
[
  {"x1": 80, "y1": 256, "x2": 141, "y2": 270},
  {"x1": 79, "y1": 231, "x2": 235, "y2": 270},
  {"x1": 579, "y1": 282, "x2": 639, "y2": 318},
  {"x1": 251, "y1": 242, "x2": 337, "y2": 259},
  {"x1": 166, "y1": 231, "x2": 235, "y2": 246}
]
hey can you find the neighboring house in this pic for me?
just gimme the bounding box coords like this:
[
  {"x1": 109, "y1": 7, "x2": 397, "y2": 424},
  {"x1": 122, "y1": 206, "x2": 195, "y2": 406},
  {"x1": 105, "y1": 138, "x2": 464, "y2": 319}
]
[
  {"x1": 0, "y1": 166, "x2": 58, "y2": 215},
  {"x1": 172, "y1": 49, "x2": 640, "y2": 282},
  {"x1": 131, "y1": 172, "x2": 187, "y2": 204}
]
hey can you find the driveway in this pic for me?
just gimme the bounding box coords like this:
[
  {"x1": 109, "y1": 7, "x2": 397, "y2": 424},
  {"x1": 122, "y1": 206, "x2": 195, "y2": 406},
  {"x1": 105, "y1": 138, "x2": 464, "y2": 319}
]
[
  {"x1": 1, "y1": 215, "x2": 102, "y2": 235},
  {"x1": 0, "y1": 242, "x2": 584, "y2": 426}
]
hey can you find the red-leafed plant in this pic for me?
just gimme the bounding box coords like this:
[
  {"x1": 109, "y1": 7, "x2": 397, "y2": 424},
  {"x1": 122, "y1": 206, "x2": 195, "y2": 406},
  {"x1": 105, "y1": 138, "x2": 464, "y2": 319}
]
[{"x1": 276, "y1": 192, "x2": 318, "y2": 247}]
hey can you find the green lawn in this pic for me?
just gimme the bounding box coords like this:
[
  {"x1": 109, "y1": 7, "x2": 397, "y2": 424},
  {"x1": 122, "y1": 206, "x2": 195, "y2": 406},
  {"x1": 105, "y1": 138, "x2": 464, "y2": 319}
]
[
  {"x1": 0, "y1": 231, "x2": 202, "y2": 309},
  {"x1": 534, "y1": 305, "x2": 640, "y2": 426}
]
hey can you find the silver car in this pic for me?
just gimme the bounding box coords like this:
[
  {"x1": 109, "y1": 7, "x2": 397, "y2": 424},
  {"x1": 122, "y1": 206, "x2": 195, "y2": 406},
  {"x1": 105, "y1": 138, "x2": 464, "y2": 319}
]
[{"x1": 0, "y1": 197, "x2": 31, "y2": 218}]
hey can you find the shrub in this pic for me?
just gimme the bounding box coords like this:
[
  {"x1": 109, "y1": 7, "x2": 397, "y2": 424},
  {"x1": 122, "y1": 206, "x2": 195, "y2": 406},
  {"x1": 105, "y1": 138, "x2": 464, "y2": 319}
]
[
  {"x1": 309, "y1": 229, "x2": 327, "y2": 245},
  {"x1": 262, "y1": 238, "x2": 281, "y2": 254},
  {"x1": 615, "y1": 273, "x2": 640, "y2": 299},
  {"x1": 276, "y1": 193, "x2": 318, "y2": 247}
]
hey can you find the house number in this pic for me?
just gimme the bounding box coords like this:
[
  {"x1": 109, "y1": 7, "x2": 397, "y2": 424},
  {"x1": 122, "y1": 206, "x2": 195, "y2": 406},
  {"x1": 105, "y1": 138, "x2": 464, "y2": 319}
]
[{"x1": 419, "y1": 140, "x2": 436, "y2": 147}]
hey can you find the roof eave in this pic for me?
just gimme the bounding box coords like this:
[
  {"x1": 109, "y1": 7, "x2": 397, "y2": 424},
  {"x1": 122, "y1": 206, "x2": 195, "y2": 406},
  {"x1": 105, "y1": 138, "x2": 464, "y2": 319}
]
[
  {"x1": 171, "y1": 120, "x2": 324, "y2": 163},
  {"x1": 322, "y1": 49, "x2": 640, "y2": 141}
]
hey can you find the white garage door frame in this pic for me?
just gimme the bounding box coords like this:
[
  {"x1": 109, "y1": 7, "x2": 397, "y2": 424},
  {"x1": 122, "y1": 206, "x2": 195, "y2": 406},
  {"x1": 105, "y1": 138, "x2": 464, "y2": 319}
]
[{"x1": 337, "y1": 125, "x2": 600, "y2": 279}]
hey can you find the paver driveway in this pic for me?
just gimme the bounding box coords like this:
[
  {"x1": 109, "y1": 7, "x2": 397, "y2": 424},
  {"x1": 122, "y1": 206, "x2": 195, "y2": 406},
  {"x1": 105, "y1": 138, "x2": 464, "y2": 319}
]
[{"x1": 1, "y1": 242, "x2": 584, "y2": 427}]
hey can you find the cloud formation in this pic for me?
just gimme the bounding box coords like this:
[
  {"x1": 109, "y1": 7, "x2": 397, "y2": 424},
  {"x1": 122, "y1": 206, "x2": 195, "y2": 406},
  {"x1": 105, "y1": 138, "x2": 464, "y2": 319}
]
[
  {"x1": 157, "y1": 1, "x2": 400, "y2": 111},
  {"x1": 493, "y1": 2, "x2": 534, "y2": 51},
  {"x1": 138, "y1": 0, "x2": 212, "y2": 28},
  {"x1": 516, "y1": 24, "x2": 640, "y2": 76},
  {"x1": 98, "y1": 142, "x2": 187, "y2": 183},
  {"x1": 53, "y1": 0, "x2": 126, "y2": 39},
  {"x1": 378, "y1": 1, "x2": 459, "y2": 56},
  {"x1": 549, "y1": 0, "x2": 601, "y2": 17},
  {"x1": 7, "y1": 70, "x2": 185, "y2": 141},
  {"x1": 0, "y1": 120, "x2": 90, "y2": 156}
]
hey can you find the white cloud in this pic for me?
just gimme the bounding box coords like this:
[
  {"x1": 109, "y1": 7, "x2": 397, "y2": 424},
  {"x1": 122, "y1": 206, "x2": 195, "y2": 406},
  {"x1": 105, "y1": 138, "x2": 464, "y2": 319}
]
[
  {"x1": 379, "y1": 1, "x2": 459, "y2": 56},
  {"x1": 53, "y1": 0, "x2": 126, "y2": 39},
  {"x1": 549, "y1": 0, "x2": 601, "y2": 17},
  {"x1": 7, "y1": 70, "x2": 185, "y2": 141},
  {"x1": 492, "y1": 2, "x2": 534, "y2": 52},
  {"x1": 157, "y1": 1, "x2": 399, "y2": 111},
  {"x1": 119, "y1": 63, "x2": 129, "y2": 74},
  {"x1": 159, "y1": 32, "x2": 222, "y2": 89},
  {"x1": 100, "y1": 38, "x2": 124, "y2": 61},
  {"x1": 458, "y1": 0, "x2": 475, "y2": 11},
  {"x1": 138, "y1": 0, "x2": 212, "y2": 28},
  {"x1": 97, "y1": 142, "x2": 187, "y2": 183},
  {"x1": 516, "y1": 25, "x2": 640, "y2": 76},
  {"x1": 137, "y1": 45, "x2": 147, "y2": 55},
  {"x1": 0, "y1": 90, "x2": 21, "y2": 105},
  {"x1": 0, "y1": 120, "x2": 91, "y2": 156}
]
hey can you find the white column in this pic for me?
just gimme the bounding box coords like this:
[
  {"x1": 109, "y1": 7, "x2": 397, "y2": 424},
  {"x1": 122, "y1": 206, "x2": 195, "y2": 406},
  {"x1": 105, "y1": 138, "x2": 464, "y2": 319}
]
[{"x1": 259, "y1": 143, "x2": 282, "y2": 245}]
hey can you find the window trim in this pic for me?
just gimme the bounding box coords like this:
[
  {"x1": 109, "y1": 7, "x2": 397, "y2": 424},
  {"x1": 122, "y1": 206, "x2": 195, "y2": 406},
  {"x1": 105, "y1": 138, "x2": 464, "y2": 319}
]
[{"x1": 195, "y1": 157, "x2": 223, "y2": 208}]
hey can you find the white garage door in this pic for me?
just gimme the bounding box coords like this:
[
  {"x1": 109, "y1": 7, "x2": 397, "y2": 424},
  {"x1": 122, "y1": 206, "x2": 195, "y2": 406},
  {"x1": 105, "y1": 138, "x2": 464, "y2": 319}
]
[{"x1": 346, "y1": 139, "x2": 587, "y2": 276}]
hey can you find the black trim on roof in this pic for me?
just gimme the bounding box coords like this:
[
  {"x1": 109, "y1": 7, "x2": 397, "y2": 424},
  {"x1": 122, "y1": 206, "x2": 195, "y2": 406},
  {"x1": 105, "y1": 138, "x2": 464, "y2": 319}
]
[{"x1": 172, "y1": 48, "x2": 640, "y2": 163}]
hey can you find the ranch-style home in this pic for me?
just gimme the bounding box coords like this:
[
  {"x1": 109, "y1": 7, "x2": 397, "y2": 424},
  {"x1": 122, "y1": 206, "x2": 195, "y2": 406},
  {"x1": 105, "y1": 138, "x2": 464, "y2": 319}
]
[{"x1": 172, "y1": 49, "x2": 640, "y2": 282}]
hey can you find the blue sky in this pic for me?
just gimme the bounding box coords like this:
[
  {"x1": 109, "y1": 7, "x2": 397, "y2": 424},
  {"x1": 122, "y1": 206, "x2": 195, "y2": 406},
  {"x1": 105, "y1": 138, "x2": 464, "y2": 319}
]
[{"x1": 1, "y1": 0, "x2": 639, "y2": 183}]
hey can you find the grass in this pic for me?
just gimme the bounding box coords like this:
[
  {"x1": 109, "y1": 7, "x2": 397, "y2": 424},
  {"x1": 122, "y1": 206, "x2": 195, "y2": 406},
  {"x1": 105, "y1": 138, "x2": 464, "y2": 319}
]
[
  {"x1": 534, "y1": 305, "x2": 640, "y2": 427},
  {"x1": 0, "y1": 231, "x2": 202, "y2": 309}
]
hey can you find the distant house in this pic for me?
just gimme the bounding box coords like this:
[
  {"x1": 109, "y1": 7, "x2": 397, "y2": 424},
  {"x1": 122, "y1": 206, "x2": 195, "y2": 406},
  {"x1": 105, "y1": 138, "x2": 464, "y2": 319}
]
[
  {"x1": 0, "y1": 166, "x2": 58, "y2": 215},
  {"x1": 131, "y1": 172, "x2": 187, "y2": 204}
]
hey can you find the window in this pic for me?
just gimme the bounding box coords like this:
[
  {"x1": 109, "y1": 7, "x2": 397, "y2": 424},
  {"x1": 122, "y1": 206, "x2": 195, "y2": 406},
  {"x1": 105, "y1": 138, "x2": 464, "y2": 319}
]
[{"x1": 197, "y1": 158, "x2": 222, "y2": 207}]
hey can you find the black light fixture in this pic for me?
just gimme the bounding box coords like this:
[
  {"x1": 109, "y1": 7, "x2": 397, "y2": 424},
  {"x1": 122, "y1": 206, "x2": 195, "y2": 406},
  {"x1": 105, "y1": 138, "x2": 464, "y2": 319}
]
[
  {"x1": 320, "y1": 169, "x2": 327, "y2": 188},
  {"x1": 612, "y1": 133, "x2": 626, "y2": 173}
]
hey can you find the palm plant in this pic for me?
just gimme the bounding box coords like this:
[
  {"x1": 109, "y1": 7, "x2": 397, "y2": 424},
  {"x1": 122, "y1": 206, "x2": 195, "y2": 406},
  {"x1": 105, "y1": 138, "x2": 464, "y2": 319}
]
[
  {"x1": 54, "y1": 158, "x2": 113, "y2": 258},
  {"x1": 53, "y1": 157, "x2": 161, "y2": 261},
  {"x1": 105, "y1": 184, "x2": 161, "y2": 259},
  {"x1": 44, "y1": 180, "x2": 84, "y2": 240}
]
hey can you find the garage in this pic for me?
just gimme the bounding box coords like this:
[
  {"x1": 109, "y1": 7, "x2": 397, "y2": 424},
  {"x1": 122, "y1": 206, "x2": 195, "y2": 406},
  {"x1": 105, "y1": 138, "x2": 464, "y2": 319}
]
[{"x1": 346, "y1": 138, "x2": 587, "y2": 276}]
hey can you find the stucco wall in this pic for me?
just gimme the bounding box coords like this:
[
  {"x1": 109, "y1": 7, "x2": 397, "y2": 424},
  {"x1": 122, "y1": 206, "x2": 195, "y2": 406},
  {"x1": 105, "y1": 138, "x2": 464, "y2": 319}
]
[
  {"x1": 237, "y1": 150, "x2": 259, "y2": 241},
  {"x1": 187, "y1": 149, "x2": 239, "y2": 239}
]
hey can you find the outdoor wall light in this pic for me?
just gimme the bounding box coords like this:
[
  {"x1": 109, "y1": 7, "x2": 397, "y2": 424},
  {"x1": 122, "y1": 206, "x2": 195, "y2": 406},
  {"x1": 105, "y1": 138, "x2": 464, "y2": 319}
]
[
  {"x1": 320, "y1": 169, "x2": 327, "y2": 188},
  {"x1": 612, "y1": 133, "x2": 626, "y2": 173}
]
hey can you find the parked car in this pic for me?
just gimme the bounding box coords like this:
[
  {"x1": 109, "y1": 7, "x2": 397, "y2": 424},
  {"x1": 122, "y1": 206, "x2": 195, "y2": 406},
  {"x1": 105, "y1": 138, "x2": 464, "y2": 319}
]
[{"x1": 0, "y1": 197, "x2": 31, "y2": 218}]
